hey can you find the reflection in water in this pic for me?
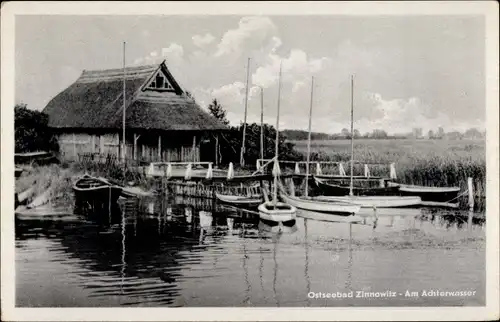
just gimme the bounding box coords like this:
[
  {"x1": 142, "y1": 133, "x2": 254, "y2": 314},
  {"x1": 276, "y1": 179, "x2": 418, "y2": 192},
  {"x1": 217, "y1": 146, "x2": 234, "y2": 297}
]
[
  {"x1": 304, "y1": 218, "x2": 311, "y2": 307},
  {"x1": 14, "y1": 194, "x2": 486, "y2": 307},
  {"x1": 121, "y1": 209, "x2": 126, "y2": 295},
  {"x1": 259, "y1": 245, "x2": 266, "y2": 303},
  {"x1": 242, "y1": 223, "x2": 251, "y2": 305},
  {"x1": 272, "y1": 234, "x2": 279, "y2": 307},
  {"x1": 346, "y1": 223, "x2": 353, "y2": 292}
]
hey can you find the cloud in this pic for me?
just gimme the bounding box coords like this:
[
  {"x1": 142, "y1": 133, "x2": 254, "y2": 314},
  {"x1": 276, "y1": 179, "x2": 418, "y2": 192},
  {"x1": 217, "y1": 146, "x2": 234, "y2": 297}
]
[
  {"x1": 132, "y1": 43, "x2": 185, "y2": 66},
  {"x1": 126, "y1": 17, "x2": 482, "y2": 134},
  {"x1": 210, "y1": 82, "x2": 246, "y2": 108},
  {"x1": 252, "y1": 49, "x2": 329, "y2": 88},
  {"x1": 353, "y1": 93, "x2": 486, "y2": 134},
  {"x1": 192, "y1": 33, "x2": 215, "y2": 47},
  {"x1": 215, "y1": 16, "x2": 277, "y2": 57},
  {"x1": 161, "y1": 43, "x2": 184, "y2": 60}
]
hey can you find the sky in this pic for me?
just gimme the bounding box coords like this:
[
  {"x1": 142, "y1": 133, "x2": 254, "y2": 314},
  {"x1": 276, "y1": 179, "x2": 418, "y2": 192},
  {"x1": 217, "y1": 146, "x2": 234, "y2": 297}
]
[{"x1": 15, "y1": 15, "x2": 485, "y2": 134}]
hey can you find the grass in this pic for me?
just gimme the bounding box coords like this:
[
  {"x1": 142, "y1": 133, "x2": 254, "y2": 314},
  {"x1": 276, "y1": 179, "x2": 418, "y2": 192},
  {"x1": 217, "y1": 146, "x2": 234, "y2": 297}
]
[
  {"x1": 291, "y1": 139, "x2": 486, "y2": 210},
  {"x1": 15, "y1": 157, "x2": 156, "y2": 206},
  {"x1": 16, "y1": 163, "x2": 83, "y2": 205}
]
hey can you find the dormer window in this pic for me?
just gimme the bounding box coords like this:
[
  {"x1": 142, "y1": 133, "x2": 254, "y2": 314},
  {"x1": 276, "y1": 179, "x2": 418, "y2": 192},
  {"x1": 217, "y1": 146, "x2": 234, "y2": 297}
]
[{"x1": 146, "y1": 69, "x2": 174, "y2": 91}]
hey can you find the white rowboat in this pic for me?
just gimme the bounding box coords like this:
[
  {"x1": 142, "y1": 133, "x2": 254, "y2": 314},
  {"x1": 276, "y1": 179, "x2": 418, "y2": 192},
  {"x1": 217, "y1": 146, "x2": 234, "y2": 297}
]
[
  {"x1": 279, "y1": 184, "x2": 360, "y2": 216},
  {"x1": 215, "y1": 193, "x2": 262, "y2": 207},
  {"x1": 258, "y1": 201, "x2": 297, "y2": 222},
  {"x1": 313, "y1": 195, "x2": 422, "y2": 208}
]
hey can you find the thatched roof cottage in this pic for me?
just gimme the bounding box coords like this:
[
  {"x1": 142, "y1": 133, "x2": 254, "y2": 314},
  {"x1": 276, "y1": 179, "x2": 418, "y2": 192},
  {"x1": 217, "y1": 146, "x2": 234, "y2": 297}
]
[{"x1": 43, "y1": 61, "x2": 227, "y2": 163}]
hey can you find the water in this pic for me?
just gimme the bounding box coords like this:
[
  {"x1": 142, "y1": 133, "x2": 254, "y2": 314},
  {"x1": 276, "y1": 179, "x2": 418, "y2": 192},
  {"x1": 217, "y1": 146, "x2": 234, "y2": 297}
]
[{"x1": 15, "y1": 196, "x2": 486, "y2": 307}]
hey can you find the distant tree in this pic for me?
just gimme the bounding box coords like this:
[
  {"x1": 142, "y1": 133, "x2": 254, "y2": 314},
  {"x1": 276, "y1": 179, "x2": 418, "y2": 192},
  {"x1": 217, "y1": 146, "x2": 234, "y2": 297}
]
[
  {"x1": 412, "y1": 127, "x2": 423, "y2": 139},
  {"x1": 427, "y1": 130, "x2": 434, "y2": 139},
  {"x1": 353, "y1": 129, "x2": 361, "y2": 138},
  {"x1": 15, "y1": 103, "x2": 58, "y2": 153},
  {"x1": 341, "y1": 128, "x2": 350, "y2": 138},
  {"x1": 446, "y1": 131, "x2": 463, "y2": 140},
  {"x1": 437, "y1": 127, "x2": 445, "y2": 139},
  {"x1": 463, "y1": 128, "x2": 483, "y2": 139},
  {"x1": 371, "y1": 129, "x2": 388, "y2": 139},
  {"x1": 207, "y1": 98, "x2": 230, "y2": 125}
]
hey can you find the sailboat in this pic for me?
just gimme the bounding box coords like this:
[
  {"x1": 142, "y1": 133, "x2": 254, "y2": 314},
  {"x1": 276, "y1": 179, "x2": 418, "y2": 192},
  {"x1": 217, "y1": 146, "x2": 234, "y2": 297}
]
[
  {"x1": 387, "y1": 181, "x2": 460, "y2": 208},
  {"x1": 258, "y1": 62, "x2": 297, "y2": 223},
  {"x1": 277, "y1": 76, "x2": 360, "y2": 216},
  {"x1": 313, "y1": 76, "x2": 422, "y2": 209}
]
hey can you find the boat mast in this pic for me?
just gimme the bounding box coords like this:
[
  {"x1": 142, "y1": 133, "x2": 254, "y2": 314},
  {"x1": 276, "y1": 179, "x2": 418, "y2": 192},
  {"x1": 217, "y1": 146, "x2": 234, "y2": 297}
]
[
  {"x1": 240, "y1": 57, "x2": 251, "y2": 167},
  {"x1": 122, "y1": 41, "x2": 127, "y2": 166},
  {"x1": 305, "y1": 76, "x2": 314, "y2": 197},
  {"x1": 260, "y1": 87, "x2": 264, "y2": 162},
  {"x1": 273, "y1": 61, "x2": 283, "y2": 206},
  {"x1": 349, "y1": 75, "x2": 354, "y2": 196}
]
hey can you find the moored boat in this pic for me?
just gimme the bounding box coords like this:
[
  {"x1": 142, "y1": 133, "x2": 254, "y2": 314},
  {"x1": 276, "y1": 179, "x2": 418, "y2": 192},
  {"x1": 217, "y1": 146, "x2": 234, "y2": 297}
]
[
  {"x1": 121, "y1": 185, "x2": 157, "y2": 199},
  {"x1": 279, "y1": 183, "x2": 360, "y2": 216},
  {"x1": 257, "y1": 63, "x2": 296, "y2": 224},
  {"x1": 313, "y1": 195, "x2": 422, "y2": 208},
  {"x1": 73, "y1": 174, "x2": 123, "y2": 205},
  {"x1": 388, "y1": 182, "x2": 460, "y2": 207},
  {"x1": 258, "y1": 201, "x2": 297, "y2": 222},
  {"x1": 313, "y1": 176, "x2": 400, "y2": 196},
  {"x1": 215, "y1": 193, "x2": 262, "y2": 207}
]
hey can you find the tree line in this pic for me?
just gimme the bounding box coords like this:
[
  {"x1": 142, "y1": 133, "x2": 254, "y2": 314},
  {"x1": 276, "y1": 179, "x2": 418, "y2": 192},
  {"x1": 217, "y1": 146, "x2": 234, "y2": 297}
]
[{"x1": 281, "y1": 127, "x2": 486, "y2": 141}]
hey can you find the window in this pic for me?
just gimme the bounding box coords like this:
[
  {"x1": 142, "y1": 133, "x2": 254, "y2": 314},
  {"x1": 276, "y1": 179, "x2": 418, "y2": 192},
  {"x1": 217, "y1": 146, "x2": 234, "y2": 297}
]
[
  {"x1": 146, "y1": 70, "x2": 174, "y2": 91},
  {"x1": 156, "y1": 75, "x2": 164, "y2": 88}
]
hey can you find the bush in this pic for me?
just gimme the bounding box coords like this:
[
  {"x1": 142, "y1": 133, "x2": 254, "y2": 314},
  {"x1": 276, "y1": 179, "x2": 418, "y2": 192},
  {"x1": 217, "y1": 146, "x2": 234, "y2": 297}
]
[
  {"x1": 218, "y1": 123, "x2": 302, "y2": 168},
  {"x1": 15, "y1": 104, "x2": 59, "y2": 153}
]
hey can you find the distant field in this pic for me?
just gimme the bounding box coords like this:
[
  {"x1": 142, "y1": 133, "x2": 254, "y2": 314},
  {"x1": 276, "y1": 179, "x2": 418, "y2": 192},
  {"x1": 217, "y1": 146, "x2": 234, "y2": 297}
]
[
  {"x1": 290, "y1": 139, "x2": 486, "y2": 208},
  {"x1": 291, "y1": 139, "x2": 485, "y2": 163}
]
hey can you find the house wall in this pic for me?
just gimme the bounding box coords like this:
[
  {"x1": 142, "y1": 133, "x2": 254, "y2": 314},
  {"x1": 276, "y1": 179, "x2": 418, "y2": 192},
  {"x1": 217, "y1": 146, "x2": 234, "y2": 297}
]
[{"x1": 57, "y1": 131, "x2": 202, "y2": 163}]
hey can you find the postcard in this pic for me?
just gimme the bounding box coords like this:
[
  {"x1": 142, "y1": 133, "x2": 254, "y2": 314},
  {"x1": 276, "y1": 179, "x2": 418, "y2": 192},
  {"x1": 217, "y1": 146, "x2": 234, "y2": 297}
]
[{"x1": 1, "y1": 1, "x2": 498, "y2": 321}]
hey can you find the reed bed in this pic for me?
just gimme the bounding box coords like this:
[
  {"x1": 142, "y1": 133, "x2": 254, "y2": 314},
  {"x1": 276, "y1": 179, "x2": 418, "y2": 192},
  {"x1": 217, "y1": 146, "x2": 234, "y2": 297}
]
[
  {"x1": 292, "y1": 139, "x2": 486, "y2": 210},
  {"x1": 16, "y1": 163, "x2": 82, "y2": 204}
]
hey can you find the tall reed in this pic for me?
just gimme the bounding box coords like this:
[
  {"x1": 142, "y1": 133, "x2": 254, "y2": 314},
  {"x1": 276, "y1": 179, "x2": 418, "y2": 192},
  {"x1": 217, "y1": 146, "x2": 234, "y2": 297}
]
[{"x1": 292, "y1": 139, "x2": 486, "y2": 210}]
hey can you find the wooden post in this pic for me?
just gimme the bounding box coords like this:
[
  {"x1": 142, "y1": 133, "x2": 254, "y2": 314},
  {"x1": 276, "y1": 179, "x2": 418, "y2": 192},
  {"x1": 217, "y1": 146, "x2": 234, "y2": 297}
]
[
  {"x1": 73, "y1": 133, "x2": 78, "y2": 161},
  {"x1": 158, "y1": 135, "x2": 162, "y2": 161},
  {"x1": 92, "y1": 135, "x2": 95, "y2": 154},
  {"x1": 192, "y1": 134, "x2": 196, "y2": 162},
  {"x1": 214, "y1": 135, "x2": 219, "y2": 166},
  {"x1": 134, "y1": 133, "x2": 138, "y2": 160},
  {"x1": 100, "y1": 135, "x2": 104, "y2": 155},
  {"x1": 468, "y1": 177, "x2": 474, "y2": 211},
  {"x1": 288, "y1": 178, "x2": 296, "y2": 197}
]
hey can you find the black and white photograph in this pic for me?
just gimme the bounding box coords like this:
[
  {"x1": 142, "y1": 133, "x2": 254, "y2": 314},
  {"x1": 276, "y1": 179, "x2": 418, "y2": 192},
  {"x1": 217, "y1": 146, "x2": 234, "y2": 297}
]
[{"x1": 1, "y1": 1, "x2": 498, "y2": 321}]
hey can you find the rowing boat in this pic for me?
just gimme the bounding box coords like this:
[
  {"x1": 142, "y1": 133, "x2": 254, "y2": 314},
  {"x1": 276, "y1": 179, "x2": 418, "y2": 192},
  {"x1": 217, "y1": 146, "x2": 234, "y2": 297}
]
[
  {"x1": 278, "y1": 182, "x2": 360, "y2": 216},
  {"x1": 73, "y1": 174, "x2": 123, "y2": 206},
  {"x1": 215, "y1": 193, "x2": 262, "y2": 207},
  {"x1": 313, "y1": 176, "x2": 400, "y2": 196},
  {"x1": 313, "y1": 195, "x2": 422, "y2": 208},
  {"x1": 258, "y1": 201, "x2": 297, "y2": 222},
  {"x1": 388, "y1": 182, "x2": 460, "y2": 207},
  {"x1": 391, "y1": 182, "x2": 460, "y2": 200}
]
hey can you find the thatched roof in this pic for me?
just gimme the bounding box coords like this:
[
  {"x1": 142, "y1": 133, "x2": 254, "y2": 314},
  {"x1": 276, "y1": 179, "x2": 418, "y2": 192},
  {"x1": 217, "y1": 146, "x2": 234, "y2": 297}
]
[{"x1": 43, "y1": 61, "x2": 227, "y2": 131}]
